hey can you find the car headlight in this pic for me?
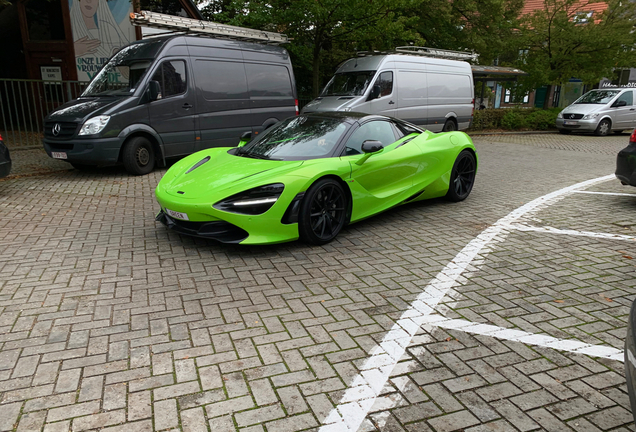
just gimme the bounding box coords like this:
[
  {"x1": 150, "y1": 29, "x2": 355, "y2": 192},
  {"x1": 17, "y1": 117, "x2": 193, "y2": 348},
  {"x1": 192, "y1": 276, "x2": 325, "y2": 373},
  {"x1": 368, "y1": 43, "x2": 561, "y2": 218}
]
[
  {"x1": 557, "y1": 112, "x2": 563, "y2": 119},
  {"x1": 583, "y1": 113, "x2": 600, "y2": 120},
  {"x1": 78, "y1": 116, "x2": 110, "y2": 135},
  {"x1": 213, "y1": 183, "x2": 285, "y2": 215}
]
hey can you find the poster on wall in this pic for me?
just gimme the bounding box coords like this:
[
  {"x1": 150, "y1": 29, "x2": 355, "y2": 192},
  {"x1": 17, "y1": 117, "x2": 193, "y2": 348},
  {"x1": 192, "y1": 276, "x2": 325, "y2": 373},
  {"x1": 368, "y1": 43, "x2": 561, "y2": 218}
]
[{"x1": 69, "y1": 0, "x2": 137, "y2": 82}]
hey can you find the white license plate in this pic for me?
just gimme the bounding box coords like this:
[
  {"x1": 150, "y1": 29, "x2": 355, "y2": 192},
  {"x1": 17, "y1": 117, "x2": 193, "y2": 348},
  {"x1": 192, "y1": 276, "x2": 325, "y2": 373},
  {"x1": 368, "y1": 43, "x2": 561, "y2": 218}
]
[
  {"x1": 52, "y1": 152, "x2": 67, "y2": 159},
  {"x1": 166, "y1": 208, "x2": 189, "y2": 221},
  {"x1": 563, "y1": 121, "x2": 578, "y2": 125}
]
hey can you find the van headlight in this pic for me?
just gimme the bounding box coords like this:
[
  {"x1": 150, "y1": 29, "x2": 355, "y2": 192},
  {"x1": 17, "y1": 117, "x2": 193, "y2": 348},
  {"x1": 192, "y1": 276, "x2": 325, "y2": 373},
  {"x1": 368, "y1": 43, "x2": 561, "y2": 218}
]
[
  {"x1": 583, "y1": 113, "x2": 600, "y2": 120},
  {"x1": 213, "y1": 183, "x2": 285, "y2": 215},
  {"x1": 79, "y1": 116, "x2": 110, "y2": 135}
]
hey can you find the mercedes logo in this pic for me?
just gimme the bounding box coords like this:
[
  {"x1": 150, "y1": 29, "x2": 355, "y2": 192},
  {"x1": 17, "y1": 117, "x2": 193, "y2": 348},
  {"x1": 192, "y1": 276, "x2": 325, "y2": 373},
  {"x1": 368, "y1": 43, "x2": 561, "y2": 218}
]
[
  {"x1": 52, "y1": 123, "x2": 61, "y2": 136},
  {"x1": 569, "y1": 114, "x2": 575, "y2": 119}
]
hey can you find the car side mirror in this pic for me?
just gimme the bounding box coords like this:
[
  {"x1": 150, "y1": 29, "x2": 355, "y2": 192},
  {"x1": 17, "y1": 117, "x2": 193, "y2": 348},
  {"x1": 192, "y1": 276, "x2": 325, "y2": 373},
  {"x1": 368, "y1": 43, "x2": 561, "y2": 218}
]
[
  {"x1": 146, "y1": 80, "x2": 160, "y2": 103},
  {"x1": 615, "y1": 100, "x2": 628, "y2": 107},
  {"x1": 238, "y1": 131, "x2": 252, "y2": 147},
  {"x1": 369, "y1": 85, "x2": 381, "y2": 101},
  {"x1": 356, "y1": 140, "x2": 384, "y2": 165}
]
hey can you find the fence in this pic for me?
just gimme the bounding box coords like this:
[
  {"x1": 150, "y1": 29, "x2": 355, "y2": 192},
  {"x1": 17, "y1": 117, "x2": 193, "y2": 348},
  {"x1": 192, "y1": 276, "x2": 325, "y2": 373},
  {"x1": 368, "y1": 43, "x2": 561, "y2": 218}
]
[
  {"x1": 0, "y1": 77, "x2": 316, "y2": 147},
  {"x1": 0, "y1": 79, "x2": 90, "y2": 147}
]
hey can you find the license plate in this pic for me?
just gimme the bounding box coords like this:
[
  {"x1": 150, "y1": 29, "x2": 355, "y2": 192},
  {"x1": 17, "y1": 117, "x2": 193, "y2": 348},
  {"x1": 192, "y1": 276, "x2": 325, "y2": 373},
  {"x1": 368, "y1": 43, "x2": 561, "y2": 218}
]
[
  {"x1": 52, "y1": 152, "x2": 67, "y2": 159},
  {"x1": 166, "y1": 208, "x2": 189, "y2": 220},
  {"x1": 563, "y1": 121, "x2": 578, "y2": 125}
]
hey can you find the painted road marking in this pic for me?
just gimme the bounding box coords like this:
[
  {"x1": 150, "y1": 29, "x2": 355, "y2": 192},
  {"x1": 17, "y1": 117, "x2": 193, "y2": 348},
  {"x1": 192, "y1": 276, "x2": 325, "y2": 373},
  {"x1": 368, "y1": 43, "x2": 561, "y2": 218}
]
[
  {"x1": 318, "y1": 174, "x2": 616, "y2": 432},
  {"x1": 572, "y1": 190, "x2": 636, "y2": 197},
  {"x1": 514, "y1": 224, "x2": 636, "y2": 242}
]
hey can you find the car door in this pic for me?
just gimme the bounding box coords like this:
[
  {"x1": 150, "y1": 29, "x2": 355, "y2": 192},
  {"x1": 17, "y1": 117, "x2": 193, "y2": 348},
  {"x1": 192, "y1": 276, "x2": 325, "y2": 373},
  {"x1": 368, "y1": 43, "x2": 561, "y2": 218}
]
[
  {"x1": 148, "y1": 59, "x2": 196, "y2": 157},
  {"x1": 612, "y1": 90, "x2": 635, "y2": 130},
  {"x1": 368, "y1": 71, "x2": 397, "y2": 117},
  {"x1": 344, "y1": 120, "x2": 422, "y2": 217}
]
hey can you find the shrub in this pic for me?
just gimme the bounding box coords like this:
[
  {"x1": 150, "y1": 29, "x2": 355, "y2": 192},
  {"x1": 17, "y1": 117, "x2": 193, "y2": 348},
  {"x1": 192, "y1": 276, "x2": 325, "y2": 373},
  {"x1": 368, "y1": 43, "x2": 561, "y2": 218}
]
[
  {"x1": 469, "y1": 107, "x2": 563, "y2": 131},
  {"x1": 501, "y1": 109, "x2": 528, "y2": 130},
  {"x1": 471, "y1": 109, "x2": 507, "y2": 130}
]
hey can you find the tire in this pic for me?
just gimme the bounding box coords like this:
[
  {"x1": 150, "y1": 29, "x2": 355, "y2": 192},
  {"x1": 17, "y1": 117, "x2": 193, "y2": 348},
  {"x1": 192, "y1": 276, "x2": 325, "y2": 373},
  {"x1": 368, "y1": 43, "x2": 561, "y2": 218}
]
[
  {"x1": 558, "y1": 129, "x2": 572, "y2": 135},
  {"x1": 442, "y1": 118, "x2": 458, "y2": 132},
  {"x1": 595, "y1": 119, "x2": 611, "y2": 136},
  {"x1": 298, "y1": 178, "x2": 348, "y2": 245},
  {"x1": 123, "y1": 136, "x2": 155, "y2": 175},
  {"x1": 70, "y1": 162, "x2": 94, "y2": 171},
  {"x1": 446, "y1": 150, "x2": 476, "y2": 202}
]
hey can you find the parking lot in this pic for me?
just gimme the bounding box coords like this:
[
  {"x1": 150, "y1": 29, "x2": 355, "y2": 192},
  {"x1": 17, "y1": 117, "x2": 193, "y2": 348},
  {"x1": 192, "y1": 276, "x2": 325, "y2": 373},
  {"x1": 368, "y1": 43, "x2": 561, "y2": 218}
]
[{"x1": 0, "y1": 132, "x2": 635, "y2": 432}]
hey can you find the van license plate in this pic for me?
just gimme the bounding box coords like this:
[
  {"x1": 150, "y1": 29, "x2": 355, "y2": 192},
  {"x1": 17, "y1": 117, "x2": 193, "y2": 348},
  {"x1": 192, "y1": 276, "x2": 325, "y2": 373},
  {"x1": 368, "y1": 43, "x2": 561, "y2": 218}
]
[
  {"x1": 166, "y1": 208, "x2": 189, "y2": 221},
  {"x1": 52, "y1": 152, "x2": 67, "y2": 159},
  {"x1": 563, "y1": 121, "x2": 578, "y2": 125}
]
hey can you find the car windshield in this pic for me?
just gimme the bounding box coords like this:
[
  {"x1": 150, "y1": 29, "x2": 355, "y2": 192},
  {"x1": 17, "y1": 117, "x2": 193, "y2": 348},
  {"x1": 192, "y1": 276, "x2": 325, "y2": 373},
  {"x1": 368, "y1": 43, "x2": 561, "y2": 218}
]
[
  {"x1": 575, "y1": 90, "x2": 620, "y2": 104},
  {"x1": 81, "y1": 39, "x2": 165, "y2": 97},
  {"x1": 239, "y1": 116, "x2": 348, "y2": 160},
  {"x1": 321, "y1": 71, "x2": 376, "y2": 96}
]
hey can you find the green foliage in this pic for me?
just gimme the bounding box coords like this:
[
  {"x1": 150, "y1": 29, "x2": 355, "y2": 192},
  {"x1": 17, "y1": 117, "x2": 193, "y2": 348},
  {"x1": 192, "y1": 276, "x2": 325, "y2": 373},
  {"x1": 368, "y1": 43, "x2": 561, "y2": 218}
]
[{"x1": 470, "y1": 108, "x2": 562, "y2": 131}]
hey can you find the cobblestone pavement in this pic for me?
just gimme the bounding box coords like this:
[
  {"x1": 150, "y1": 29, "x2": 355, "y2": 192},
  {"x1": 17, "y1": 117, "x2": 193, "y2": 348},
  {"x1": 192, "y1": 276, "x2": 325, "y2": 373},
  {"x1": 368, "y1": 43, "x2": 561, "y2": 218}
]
[{"x1": 0, "y1": 133, "x2": 634, "y2": 431}]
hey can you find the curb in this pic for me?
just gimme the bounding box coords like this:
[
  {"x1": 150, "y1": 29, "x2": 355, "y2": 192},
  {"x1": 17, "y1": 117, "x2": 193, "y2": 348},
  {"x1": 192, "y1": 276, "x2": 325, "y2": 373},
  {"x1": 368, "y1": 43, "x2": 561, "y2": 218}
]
[{"x1": 467, "y1": 131, "x2": 558, "y2": 136}]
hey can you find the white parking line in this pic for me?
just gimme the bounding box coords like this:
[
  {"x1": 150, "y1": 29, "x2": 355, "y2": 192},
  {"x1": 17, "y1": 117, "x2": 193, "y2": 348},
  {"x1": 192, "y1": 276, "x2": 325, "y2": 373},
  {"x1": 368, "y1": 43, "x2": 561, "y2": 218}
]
[
  {"x1": 318, "y1": 174, "x2": 615, "y2": 432},
  {"x1": 514, "y1": 224, "x2": 636, "y2": 242},
  {"x1": 421, "y1": 315, "x2": 624, "y2": 362},
  {"x1": 572, "y1": 190, "x2": 636, "y2": 197}
]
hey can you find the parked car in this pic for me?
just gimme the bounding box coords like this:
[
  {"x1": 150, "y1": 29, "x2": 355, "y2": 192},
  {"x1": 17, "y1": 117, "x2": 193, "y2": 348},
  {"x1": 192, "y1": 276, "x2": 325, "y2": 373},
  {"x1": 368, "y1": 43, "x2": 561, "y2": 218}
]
[
  {"x1": 557, "y1": 88, "x2": 636, "y2": 136},
  {"x1": 155, "y1": 112, "x2": 478, "y2": 245},
  {"x1": 301, "y1": 53, "x2": 474, "y2": 132},
  {"x1": 43, "y1": 35, "x2": 297, "y2": 175},
  {"x1": 0, "y1": 134, "x2": 11, "y2": 178},
  {"x1": 616, "y1": 129, "x2": 636, "y2": 186}
]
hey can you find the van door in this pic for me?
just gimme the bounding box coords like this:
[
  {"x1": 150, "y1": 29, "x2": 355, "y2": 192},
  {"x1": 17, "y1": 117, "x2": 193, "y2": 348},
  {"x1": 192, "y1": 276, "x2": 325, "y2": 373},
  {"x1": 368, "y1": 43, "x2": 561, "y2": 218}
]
[
  {"x1": 246, "y1": 63, "x2": 296, "y2": 134},
  {"x1": 395, "y1": 70, "x2": 427, "y2": 127},
  {"x1": 612, "y1": 90, "x2": 635, "y2": 130},
  {"x1": 148, "y1": 59, "x2": 196, "y2": 157},
  {"x1": 368, "y1": 71, "x2": 396, "y2": 117}
]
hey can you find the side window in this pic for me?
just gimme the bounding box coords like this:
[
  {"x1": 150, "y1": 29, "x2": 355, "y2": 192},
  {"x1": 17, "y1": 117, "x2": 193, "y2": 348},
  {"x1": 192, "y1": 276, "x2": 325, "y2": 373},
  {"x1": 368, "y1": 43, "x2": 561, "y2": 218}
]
[
  {"x1": 194, "y1": 60, "x2": 248, "y2": 100},
  {"x1": 246, "y1": 64, "x2": 293, "y2": 97},
  {"x1": 616, "y1": 91, "x2": 633, "y2": 106},
  {"x1": 344, "y1": 121, "x2": 397, "y2": 155},
  {"x1": 151, "y1": 60, "x2": 187, "y2": 99},
  {"x1": 373, "y1": 71, "x2": 393, "y2": 97}
]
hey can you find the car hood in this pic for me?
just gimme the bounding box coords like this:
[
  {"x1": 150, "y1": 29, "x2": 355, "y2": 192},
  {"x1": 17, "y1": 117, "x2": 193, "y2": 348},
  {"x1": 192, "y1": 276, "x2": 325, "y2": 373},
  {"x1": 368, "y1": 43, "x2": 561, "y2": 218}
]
[
  {"x1": 46, "y1": 98, "x2": 123, "y2": 123},
  {"x1": 302, "y1": 96, "x2": 364, "y2": 113},
  {"x1": 159, "y1": 149, "x2": 304, "y2": 200},
  {"x1": 561, "y1": 103, "x2": 605, "y2": 115}
]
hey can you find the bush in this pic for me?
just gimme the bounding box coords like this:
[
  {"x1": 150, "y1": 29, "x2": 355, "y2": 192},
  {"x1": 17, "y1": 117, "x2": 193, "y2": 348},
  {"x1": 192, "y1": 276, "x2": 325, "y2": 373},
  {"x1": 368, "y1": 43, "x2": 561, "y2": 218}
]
[{"x1": 469, "y1": 107, "x2": 562, "y2": 131}]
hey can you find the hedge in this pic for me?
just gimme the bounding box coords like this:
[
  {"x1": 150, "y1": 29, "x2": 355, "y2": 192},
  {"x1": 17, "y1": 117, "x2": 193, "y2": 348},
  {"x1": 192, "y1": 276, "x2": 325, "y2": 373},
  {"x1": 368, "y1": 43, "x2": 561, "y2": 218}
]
[{"x1": 469, "y1": 108, "x2": 562, "y2": 131}]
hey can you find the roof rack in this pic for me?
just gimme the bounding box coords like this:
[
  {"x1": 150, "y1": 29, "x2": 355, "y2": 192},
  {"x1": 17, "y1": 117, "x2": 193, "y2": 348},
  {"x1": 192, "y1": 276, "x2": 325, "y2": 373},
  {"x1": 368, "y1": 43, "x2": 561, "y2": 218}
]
[
  {"x1": 357, "y1": 46, "x2": 478, "y2": 62},
  {"x1": 129, "y1": 11, "x2": 289, "y2": 45}
]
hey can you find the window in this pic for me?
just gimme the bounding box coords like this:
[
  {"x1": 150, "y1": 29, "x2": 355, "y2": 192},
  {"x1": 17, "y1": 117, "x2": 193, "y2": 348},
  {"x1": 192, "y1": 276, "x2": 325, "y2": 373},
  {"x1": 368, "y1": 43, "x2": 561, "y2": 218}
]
[
  {"x1": 373, "y1": 71, "x2": 393, "y2": 97},
  {"x1": 573, "y1": 11, "x2": 594, "y2": 24},
  {"x1": 194, "y1": 60, "x2": 248, "y2": 100},
  {"x1": 615, "y1": 91, "x2": 633, "y2": 106},
  {"x1": 25, "y1": 0, "x2": 65, "y2": 41},
  {"x1": 152, "y1": 61, "x2": 187, "y2": 99},
  {"x1": 246, "y1": 64, "x2": 293, "y2": 97},
  {"x1": 344, "y1": 121, "x2": 396, "y2": 155},
  {"x1": 504, "y1": 88, "x2": 529, "y2": 104}
]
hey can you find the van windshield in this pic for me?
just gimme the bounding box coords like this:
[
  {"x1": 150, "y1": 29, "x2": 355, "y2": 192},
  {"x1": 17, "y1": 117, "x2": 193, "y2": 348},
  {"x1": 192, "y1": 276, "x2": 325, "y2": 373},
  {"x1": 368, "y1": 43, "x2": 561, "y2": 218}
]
[
  {"x1": 575, "y1": 90, "x2": 620, "y2": 104},
  {"x1": 321, "y1": 71, "x2": 376, "y2": 97},
  {"x1": 82, "y1": 39, "x2": 165, "y2": 97}
]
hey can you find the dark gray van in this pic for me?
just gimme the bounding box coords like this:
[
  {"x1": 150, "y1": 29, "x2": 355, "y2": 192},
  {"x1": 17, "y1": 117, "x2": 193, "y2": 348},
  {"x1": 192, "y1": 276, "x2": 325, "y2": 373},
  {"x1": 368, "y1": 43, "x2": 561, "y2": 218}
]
[{"x1": 43, "y1": 35, "x2": 298, "y2": 175}]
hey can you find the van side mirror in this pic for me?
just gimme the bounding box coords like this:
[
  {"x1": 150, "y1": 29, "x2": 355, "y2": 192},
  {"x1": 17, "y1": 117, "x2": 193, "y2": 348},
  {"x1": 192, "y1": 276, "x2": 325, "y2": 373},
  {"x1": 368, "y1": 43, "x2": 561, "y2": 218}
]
[
  {"x1": 614, "y1": 100, "x2": 628, "y2": 107},
  {"x1": 356, "y1": 140, "x2": 384, "y2": 165},
  {"x1": 146, "y1": 80, "x2": 160, "y2": 103},
  {"x1": 369, "y1": 85, "x2": 381, "y2": 101},
  {"x1": 238, "y1": 131, "x2": 252, "y2": 147}
]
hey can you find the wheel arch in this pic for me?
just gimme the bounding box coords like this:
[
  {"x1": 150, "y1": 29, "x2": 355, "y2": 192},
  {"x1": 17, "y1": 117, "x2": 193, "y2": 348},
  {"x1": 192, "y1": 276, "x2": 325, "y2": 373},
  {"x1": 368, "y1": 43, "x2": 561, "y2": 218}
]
[
  {"x1": 305, "y1": 174, "x2": 353, "y2": 225},
  {"x1": 118, "y1": 126, "x2": 166, "y2": 167}
]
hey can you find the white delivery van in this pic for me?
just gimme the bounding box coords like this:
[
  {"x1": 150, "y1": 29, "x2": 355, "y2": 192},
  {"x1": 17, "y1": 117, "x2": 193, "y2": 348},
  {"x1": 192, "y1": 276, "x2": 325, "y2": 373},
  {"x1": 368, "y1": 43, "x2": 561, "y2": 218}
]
[{"x1": 302, "y1": 48, "x2": 475, "y2": 132}]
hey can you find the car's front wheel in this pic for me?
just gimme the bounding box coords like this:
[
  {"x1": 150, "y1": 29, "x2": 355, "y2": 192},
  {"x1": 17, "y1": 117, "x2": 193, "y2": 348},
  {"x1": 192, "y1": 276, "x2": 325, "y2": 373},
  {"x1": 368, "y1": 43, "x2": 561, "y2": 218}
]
[
  {"x1": 446, "y1": 150, "x2": 476, "y2": 202},
  {"x1": 299, "y1": 178, "x2": 348, "y2": 245},
  {"x1": 595, "y1": 119, "x2": 611, "y2": 136},
  {"x1": 123, "y1": 136, "x2": 155, "y2": 175}
]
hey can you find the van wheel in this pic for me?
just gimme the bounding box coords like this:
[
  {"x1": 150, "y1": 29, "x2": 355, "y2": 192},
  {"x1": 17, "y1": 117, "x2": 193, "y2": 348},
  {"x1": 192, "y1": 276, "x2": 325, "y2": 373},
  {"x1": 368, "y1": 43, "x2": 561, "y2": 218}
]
[
  {"x1": 123, "y1": 137, "x2": 155, "y2": 175},
  {"x1": 595, "y1": 119, "x2": 611, "y2": 136},
  {"x1": 442, "y1": 118, "x2": 457, "y2": 132}
]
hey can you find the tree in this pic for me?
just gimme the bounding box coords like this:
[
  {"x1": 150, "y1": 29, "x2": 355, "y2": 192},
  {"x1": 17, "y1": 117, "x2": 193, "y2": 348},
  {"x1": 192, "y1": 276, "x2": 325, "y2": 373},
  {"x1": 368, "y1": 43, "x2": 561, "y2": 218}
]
[{"x1": 511, "y1": 0, "x2": 636, "y2": 98}]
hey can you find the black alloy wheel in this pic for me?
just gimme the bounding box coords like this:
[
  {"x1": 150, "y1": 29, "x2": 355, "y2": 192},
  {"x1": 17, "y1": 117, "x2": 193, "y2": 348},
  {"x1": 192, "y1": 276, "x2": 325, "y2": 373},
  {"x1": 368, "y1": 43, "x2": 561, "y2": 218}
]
[
  {"x1": 299, "y1": 178, "x2": 348, "y2": 245},
  {"x1": 446, "y1": 150, "x2": 476, "y2": 202},
  {"x1": 123, "y1": 136, "x2": 155, "y2": 175},
  {"x1": 442, "y1": 118, "x2": 457, "y2": 132}
]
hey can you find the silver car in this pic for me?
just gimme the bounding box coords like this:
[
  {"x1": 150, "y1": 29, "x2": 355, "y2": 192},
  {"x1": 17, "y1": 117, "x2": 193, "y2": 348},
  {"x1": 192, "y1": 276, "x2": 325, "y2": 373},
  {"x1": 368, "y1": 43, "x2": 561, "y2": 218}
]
[{"x1": 557, "y1": 88, "x2": 636, "y2": 135}]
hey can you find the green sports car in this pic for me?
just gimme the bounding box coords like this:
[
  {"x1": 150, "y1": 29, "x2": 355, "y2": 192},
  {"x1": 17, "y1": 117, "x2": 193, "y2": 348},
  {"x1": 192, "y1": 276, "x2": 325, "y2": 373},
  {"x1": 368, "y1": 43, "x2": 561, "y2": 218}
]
[{"x1": 155, "y1": 112, "x2": 478, "y2": 245}]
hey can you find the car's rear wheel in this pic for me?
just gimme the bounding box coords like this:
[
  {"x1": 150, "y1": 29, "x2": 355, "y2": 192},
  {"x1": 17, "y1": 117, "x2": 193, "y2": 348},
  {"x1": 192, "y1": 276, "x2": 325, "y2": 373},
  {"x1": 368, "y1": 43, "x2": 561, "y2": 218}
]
[
  {"x1": 442, "y1": 118, "x2": 457, "y2": 132},
  {"x1": 446, "y1": 150, "x2": 476, "y2": 202},
  {"x1": 299, "y1": 178, "x2": 348, "y2": 245},
  {"x1": 123, "y1": 136, "x2": 155, "y2": 175},
  {"x1": 595, "y1": 119, "x2": 611, "y2": 136}
]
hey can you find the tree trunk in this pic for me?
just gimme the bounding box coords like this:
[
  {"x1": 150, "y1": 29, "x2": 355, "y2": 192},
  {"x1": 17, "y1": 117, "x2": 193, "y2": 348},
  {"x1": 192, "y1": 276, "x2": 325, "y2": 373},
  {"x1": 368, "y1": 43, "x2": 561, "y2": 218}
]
[{"x1": 543, "y1": 84, "x2": 552, "y2": 109}]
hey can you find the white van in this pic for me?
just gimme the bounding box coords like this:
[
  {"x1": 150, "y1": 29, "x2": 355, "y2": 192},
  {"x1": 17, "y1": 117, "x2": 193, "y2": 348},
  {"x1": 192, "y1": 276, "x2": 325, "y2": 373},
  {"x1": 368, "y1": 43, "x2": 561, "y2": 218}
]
[{"x1": 302, "y1": 52, "x2": 474, "y2": 132}]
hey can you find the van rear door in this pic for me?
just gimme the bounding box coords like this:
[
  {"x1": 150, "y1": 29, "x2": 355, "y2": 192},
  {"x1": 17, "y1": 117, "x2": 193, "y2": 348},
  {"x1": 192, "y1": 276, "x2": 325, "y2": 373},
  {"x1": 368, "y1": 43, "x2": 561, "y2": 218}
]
[
  {"x1": 246, "y1": 63, "x2": 296, "y2": 133},
  {"x1": 148, "y1": 59, "x2": 196, "y2": 157}
]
